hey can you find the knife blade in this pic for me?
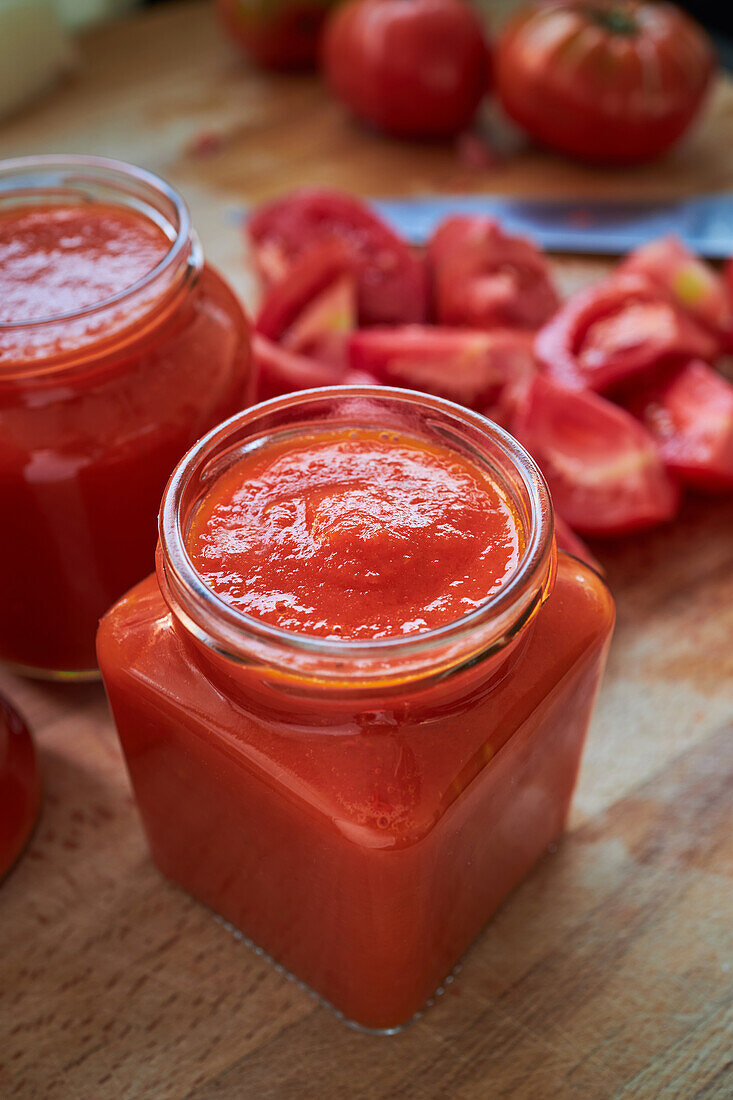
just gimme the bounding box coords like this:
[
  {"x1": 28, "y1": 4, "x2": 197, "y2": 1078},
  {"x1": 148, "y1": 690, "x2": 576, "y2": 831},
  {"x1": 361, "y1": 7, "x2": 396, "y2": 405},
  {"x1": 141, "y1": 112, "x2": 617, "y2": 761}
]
[{"x1": 371, "y1": 193, "x2": 733, "y2": 258}]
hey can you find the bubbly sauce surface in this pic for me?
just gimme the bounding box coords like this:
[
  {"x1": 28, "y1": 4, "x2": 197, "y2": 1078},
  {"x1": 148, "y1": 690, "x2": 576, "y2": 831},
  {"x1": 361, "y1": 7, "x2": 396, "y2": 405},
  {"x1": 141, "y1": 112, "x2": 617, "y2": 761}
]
[
  {"x1": 187, "y1": 430, "x2": 523, "y2": 639},
  {"x1": 0, "y1": 203, "x2": 170, "y2": 325}
]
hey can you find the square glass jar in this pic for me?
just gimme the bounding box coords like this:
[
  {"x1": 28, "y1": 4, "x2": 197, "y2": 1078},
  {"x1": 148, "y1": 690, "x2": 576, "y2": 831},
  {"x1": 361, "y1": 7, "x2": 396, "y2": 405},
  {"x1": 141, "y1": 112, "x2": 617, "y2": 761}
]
[{"x1": 98, "y1": 388, "x2": 614, "y2": 1031}]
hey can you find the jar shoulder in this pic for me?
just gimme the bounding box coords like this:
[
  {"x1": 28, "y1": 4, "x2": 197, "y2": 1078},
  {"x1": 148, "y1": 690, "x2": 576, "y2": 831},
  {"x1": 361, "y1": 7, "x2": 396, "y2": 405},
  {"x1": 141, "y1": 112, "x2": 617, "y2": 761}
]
[{"x1": 98, "y1": 551, "x2": 614, "y2": 729}]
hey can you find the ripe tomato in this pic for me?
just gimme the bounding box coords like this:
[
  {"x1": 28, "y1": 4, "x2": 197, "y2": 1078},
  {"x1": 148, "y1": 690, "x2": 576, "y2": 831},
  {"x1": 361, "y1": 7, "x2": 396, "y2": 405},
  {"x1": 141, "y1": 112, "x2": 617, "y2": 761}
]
[
  {"x1": 535, "y1": 274, "x2": 717, "y2": 393},
  {"x1": 511, "y1": 374, "x2": 679, "y2": 535},
  {"x1": 216, "y1": 0, "x2": 337, "y2": 70},
  {"x1": 348, "y1": 326, "x2": 535, "y2": 414},
  {"x1": 495, "y1": 1, "x2": 714, "y2": 164},
  {"x1": 627, "y1": 359, "x2": 733, "y2": 492},
  {"x1": 428, "y1": 216, "x2": 559, "y2": 330},
  {"x1": 255, "y1": 240, "x2": 356, "y2": 364},
  {"x1": 620, "y1": 237, "x2": 733, "y2": 352},
  {"x1": 322, "y1": 0, "x2": 491, "y2": 139},
  {"x1": 248, "y1": 189, "x2": 427, "y2": 324}
]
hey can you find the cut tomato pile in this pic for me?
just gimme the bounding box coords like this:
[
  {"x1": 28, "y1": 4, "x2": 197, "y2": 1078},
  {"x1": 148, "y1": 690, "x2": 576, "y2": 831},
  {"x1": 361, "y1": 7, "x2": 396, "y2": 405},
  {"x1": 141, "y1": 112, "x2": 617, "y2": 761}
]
[{"x1": 246, "y1": 190, "x2": 733, "y2": 555}]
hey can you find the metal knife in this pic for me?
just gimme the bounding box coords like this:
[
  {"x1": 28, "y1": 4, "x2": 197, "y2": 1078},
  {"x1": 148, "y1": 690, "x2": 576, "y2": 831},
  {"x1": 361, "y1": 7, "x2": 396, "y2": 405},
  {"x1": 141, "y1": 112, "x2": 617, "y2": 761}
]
[{"x1": 371, "y1": 193, "x2": 733, "y2": 258}]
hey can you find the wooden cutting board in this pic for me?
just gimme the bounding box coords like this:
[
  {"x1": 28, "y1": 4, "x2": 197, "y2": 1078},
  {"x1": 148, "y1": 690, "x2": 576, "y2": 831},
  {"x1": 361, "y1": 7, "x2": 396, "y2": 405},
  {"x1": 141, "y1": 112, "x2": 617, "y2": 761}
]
[{"x1": 1, "y1": 4, "x2": 732, "y2": 1098}]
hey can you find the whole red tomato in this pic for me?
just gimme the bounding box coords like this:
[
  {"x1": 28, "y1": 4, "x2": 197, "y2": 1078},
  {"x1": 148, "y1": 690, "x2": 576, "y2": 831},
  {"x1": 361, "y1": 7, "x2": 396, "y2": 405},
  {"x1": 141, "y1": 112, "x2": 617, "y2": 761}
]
[
  {"x1": 495, "y1": 1, "x2": 715, "y2": 164},
  {"x1": 322, "y1": 0, "x2": 491, "y2": 138},
  {"x1": 217, "y1": 0, "x2": 338, "y2": 70}
]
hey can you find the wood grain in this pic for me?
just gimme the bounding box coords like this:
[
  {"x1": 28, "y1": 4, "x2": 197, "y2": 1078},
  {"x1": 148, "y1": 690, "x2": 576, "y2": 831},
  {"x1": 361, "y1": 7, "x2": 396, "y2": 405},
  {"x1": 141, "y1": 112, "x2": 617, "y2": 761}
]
[{"x1": 1, "y1": 4, "x2": 732, "y2": 1097}]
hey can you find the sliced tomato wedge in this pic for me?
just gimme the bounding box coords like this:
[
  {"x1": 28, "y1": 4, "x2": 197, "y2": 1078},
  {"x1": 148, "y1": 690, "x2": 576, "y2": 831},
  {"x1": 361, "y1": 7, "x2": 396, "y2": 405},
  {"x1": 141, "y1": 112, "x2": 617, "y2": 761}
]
[
  {"x1": 553, "y1": 514, "x2": 603, "y2": 575},
  {"x1": 510, "y1": 374, "x2": 680, "y2": 536},
  {"x1": 535, "y1": 274, "x2": 717, "y2": 393},
  {"x1": 620, "y1": 236, "x2": 732, "y2": 350},
  {"x1": 253, "y1": 333, "x2": 348, "y2": 401},
  {"x1": 627, "y1": 359, "x2": 733, "y2": 492},
  {"x1": 347, "y1": 326, "x2": 536, "y2": 414},
  {"x1": 255, "y1": 239, "x2": 356, "y2": 365},
  {"x1": 248, "y1": 189, "x2": 427, "y2": 325},
  {"x1": 428, "y1": 216, "x2": 559, "y2": 330}
]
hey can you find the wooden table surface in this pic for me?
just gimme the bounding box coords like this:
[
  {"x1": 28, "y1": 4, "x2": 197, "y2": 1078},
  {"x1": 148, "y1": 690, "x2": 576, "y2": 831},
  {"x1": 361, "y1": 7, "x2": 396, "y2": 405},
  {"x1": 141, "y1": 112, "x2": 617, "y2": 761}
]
[{"x1": 1, "y1": 4, "x2": 732, "y2": 1098}]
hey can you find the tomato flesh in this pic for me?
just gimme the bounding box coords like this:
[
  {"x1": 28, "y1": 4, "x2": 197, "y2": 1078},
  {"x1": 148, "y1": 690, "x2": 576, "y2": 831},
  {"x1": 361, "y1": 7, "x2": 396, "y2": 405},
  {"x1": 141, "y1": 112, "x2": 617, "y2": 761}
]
[
  {"x1": 628, "y1": 359, "x2": 733, "y2": 492},
  {"x1": 428, "y1": 216, "x2": 559, "y2": 330},
  {"x1": 348, "y1": 326, "x2": 535, "y2": 415},
  {"x1": 248, "y1": 189, "x2": 427, "y2": 325},
  {"x1": 511, "y1": 374, "x2": 679, "y2": 535},
  {"x1": 535, "y1": 274, "x2": 717, "y2": 393}
]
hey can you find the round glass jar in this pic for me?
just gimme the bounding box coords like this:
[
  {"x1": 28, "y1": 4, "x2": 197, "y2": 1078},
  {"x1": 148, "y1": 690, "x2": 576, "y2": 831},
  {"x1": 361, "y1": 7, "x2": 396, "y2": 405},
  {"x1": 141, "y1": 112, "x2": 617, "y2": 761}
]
[
  {"x1": 98, "y1": 387, "x2": 615, "y2": 1032},
  {"x1": 0, "y1": 155, "x2": 253, "y2": 678}
]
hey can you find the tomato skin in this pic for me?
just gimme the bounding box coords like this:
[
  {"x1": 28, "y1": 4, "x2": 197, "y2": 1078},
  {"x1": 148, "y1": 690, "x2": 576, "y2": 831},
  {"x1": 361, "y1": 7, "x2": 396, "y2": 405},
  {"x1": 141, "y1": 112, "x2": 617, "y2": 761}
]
[
  {"x1": 322, "y1": 0, "x2": 491, "y2": 139},
  {"x1": 620, "y1": 237, "x2": 733, "y2": 351},
  {"x1": 216, "y1": 0, "x2": 337, "y2": 70},
  {"x1": 627, "y1": 359, "x2": 733, "y2": 492},
  {"x1": 535, "y1": 274, "x2": 717, "y2": 394},
  {"x1": 348, "y1": 325, "x2": 535, "y2": 413},
  {"x1": 511, "y1": 374, "x2": 680, "y2": 536},
  {"x1": 248, "y1": 189, "x2": 427, "y2": 325},
  {"x1": 495, "y1": 1, "x2": 714, "y2": 165},
  {"x1": 428, "y1": 216, "x2": 559, "y2": 330}
]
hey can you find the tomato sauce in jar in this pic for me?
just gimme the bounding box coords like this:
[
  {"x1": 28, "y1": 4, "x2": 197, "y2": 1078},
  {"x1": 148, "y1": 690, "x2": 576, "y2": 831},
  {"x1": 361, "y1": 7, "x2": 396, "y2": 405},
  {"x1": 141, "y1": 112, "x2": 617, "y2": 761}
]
[
  {"x1": 98, "y1": 388, "x2": 614, "y2": 1031},
  {"x1": 0, "y1": 156, "x2": 253, "y2": 678}
]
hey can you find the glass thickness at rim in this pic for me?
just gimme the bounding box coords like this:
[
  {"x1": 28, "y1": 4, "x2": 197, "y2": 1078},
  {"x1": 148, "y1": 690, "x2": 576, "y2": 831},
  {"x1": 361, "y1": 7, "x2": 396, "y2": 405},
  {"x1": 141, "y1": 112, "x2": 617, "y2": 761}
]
[
  {"x1": 0, "y1": 154, "x2": 191, "y2": 330},
  {"x1": 160, "y1": 386, "x2": 554, "y2": 665}
]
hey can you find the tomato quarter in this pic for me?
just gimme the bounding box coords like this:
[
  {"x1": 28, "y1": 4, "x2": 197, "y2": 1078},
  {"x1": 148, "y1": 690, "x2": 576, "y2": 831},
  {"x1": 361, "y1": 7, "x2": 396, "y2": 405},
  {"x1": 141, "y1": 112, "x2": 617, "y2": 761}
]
[
  {"x1": 255, "y1": 240, "x2": 356, "y2": 365},
  {"x1": 428, "y1": 216, "x2": 559, "y2": 330},
  {"x1": 248, "y1": 189, "x2": 427, "y2": 325},
  {"x1": 511, "y1": 374, "x2": 680, "y2": 535},
  {"x1": 348, "y1": 325, "x2": 535, "y2": 414},
  {"x1": 535, "y1": 274, "x2": 717, "y2": 393},
  {"x1": 253, "y1": 333, "x2": 347, "y2": 401},
  {"x1": 554, "y1": 514, "x2": 603, "y2": 574},
  {"x1": 620, "y1": 237, "x2": 733, "y2": 352},
  {"x1": 627, "y1": 359, "x2": 733, "y2": 492}
]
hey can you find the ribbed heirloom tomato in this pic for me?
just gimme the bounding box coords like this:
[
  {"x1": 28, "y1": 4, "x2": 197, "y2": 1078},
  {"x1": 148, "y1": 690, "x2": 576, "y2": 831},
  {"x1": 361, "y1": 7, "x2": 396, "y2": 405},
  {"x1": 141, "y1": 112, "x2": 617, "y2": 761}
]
[
  {"x1": 495, "y1": 0, "x2": 714, "y2": 164},
  {"x1": 322, "y1": 0, "x2": 491, "y2": 138}
]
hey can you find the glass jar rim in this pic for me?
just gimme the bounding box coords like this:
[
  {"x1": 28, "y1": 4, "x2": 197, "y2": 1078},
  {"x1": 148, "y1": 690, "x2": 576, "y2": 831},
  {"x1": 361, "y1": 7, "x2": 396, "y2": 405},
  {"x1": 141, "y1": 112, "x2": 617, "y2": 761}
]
[
  {"x1": 0, "y1": 154, "x2": 192, "y2": 331},
  {"x1": 158, "y1": 387, "x2": 555, "y2": 683}
]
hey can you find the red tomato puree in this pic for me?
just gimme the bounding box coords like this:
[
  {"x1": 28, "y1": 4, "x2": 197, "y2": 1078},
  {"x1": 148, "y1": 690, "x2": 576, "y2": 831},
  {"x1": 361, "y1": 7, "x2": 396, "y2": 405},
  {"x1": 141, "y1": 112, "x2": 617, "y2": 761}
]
[
  {"x1": 187, "y1": 430, "x2": 523, "y2": 638},
  {"x1": 0, "y1": 204, "x2": 169, "y2": 333}
]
